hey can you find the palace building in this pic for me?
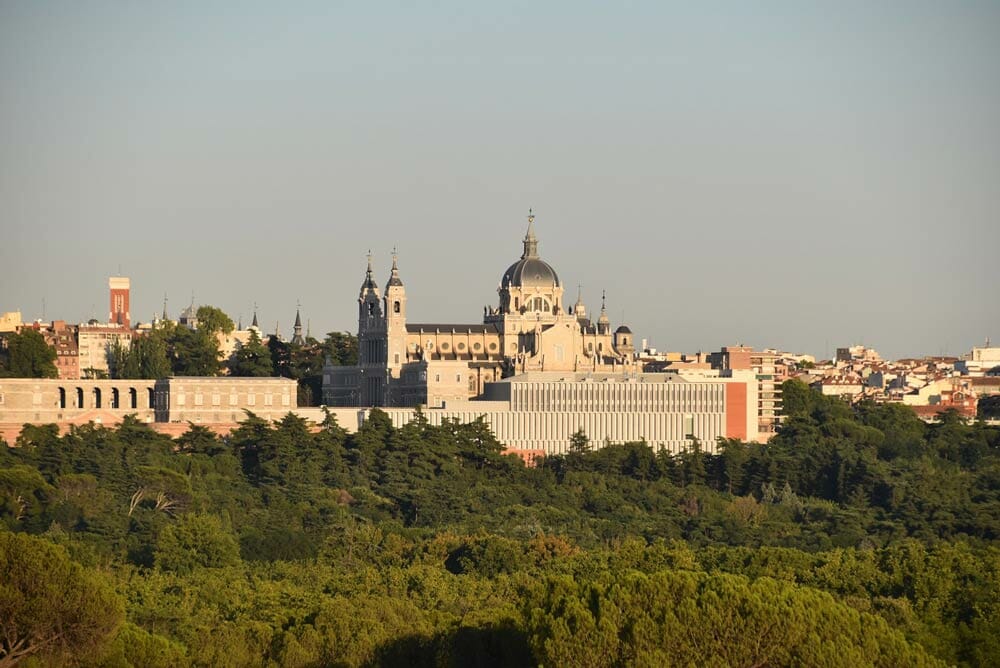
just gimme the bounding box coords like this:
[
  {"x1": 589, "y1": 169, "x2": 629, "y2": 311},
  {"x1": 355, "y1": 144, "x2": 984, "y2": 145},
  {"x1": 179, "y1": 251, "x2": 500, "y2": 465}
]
[{"x1": 322, "y1": 213, "x2": 638, "y2": 408}]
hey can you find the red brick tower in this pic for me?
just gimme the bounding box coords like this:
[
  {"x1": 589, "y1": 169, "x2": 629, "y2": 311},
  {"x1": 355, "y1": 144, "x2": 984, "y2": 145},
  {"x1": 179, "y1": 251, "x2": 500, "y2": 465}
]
[{"x1": 109, "y1": 276, "x2": 131, "y2": 328}]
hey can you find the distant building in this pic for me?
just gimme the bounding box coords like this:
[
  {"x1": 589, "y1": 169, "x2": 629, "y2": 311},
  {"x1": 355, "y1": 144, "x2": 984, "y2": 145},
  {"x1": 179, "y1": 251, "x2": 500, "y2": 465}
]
[
  {"x1": 323, "y1": 214, "x2": 637, "y2": 408},
  {"x1": 44, "y1": 321, "x2": 80, "y2": 381},
  {"x1": 0, "y1": 376, "x2": 297, "y2": 444},
  {"x1": 707, "y1": 345, "x2": 784, "y2": 441},
  {"x1": 77, "y1": 323, "x2": 132, "y2": 378},
  {"x1": 0, "y1": 311, "x2": 22, "y2": 334},
  {"x1": 109, "y1": 276, "x2": 131, "y2": 328},
  {"x1": 836, "y1": 345, "x2": 881, "y2": 364},
  {"x1": 319, "y1": 369, "x2": 760, "y2": 455},
  {"x1": 955, "y1": 343, "x2": 1000, "y2": 376}
]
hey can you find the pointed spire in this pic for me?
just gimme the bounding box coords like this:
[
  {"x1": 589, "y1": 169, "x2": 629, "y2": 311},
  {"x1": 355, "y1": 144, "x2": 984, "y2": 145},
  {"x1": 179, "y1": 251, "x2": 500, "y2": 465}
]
[
  {"x1": 387, "y1": 247, "x2": 404, "y2": 288},
  {"x1": 251, "y1": 302, "x2": 259, "y2": 329},
  {"x1": 574, "y1": 284, "x2": 587, "y2": 319},
  {"x1": 360, "y1": 250, "x2": 378, "y2": 294},
  {"x1": 521, "y1": 209, "x2": 539, "y2": 259},
  {"x1": 161, "y1": 293, "x2": 168, "y2": 321},
  {"x1": 598, "y1": 289, "x2": 610, "y2": 334},
  {"x1": 307, "y1": 319, "x2": 311, "y2": 339},
  {"x1": 291, "y1": 301, "x2": 305, "y2": 345},
  {"x1": 238, "y1": 314, "x2": 243, "y2": 330}
]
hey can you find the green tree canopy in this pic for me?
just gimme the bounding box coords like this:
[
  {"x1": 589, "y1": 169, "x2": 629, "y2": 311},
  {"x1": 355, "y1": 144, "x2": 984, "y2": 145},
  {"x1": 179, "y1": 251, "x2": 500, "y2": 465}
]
[
  {"x1": 3, "y1": 329, "x2": 57, "y2": 378},
  {"x1": 195, "y1": 305, "x2": 234, "y2": 335},
  {"x1": 0, "y1": 532, "x2": 124, "y2": 666},
  {"x1": 228, "y1": 330, "x2": 274, "y2": 377},
  {"x1": 154, "y1": 513, "x2": 241, "y2": 574},
  {"x1": 161, "y1": 322, "x2": 222, "y2": 376}
]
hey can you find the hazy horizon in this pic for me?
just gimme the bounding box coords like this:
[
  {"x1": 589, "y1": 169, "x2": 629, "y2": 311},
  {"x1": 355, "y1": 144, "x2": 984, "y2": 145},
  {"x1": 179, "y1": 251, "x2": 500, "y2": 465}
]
[{"x1": 2, "y1": 2, "x2": 998, "y2": 360}]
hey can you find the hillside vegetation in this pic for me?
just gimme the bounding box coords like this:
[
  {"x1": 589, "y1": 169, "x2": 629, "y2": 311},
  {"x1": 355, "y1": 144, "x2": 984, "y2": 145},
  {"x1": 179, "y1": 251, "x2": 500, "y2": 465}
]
[{"x1": 1, "y1": 380, "x2": 998, "y2": 666}]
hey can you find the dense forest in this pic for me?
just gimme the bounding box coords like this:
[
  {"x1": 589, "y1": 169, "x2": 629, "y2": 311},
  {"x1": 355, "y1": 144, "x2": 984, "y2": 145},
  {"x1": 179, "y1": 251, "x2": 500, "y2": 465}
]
[{"x1": 1, "y1": 379, "x2": 999, "y2": 666}]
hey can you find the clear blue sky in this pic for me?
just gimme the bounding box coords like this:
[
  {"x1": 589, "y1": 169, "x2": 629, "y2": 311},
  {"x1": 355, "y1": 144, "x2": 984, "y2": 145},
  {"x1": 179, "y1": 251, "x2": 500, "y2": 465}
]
[{"x1": 2, "y1": 2, "x2": 998, "y2": 359}]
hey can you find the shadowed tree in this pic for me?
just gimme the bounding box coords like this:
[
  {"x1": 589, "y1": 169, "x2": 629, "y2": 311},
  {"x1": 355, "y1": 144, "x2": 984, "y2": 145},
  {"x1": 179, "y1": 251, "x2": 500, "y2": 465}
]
[{"x1": 3, "y1": 329, "x2": 57, "y2": 378}]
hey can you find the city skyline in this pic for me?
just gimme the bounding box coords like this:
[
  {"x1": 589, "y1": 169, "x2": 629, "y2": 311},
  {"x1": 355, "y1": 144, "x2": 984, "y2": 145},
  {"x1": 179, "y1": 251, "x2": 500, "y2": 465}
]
[{"x1": 2, "y1": 3, "x2": 999, "y2": 360}]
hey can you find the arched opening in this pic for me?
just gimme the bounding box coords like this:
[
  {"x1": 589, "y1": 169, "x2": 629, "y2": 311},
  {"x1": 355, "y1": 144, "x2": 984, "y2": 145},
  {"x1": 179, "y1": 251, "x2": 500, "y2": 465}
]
[
  {"x1": 129, "y1": 387, "x2": 138, "y2": 409},
  {"x1": 58, "y1": 387, "x2": 66, "y2": 409},
  {"x1": 393, "y1": 301, "x2": 400, "y2": 314},
  {"x1": 111, "y1": 388, "x2": 120, "y2": 409},
  {"x1": 92, "y1": 387, "x2": 102, "y2": 409},
  {"x1": 75, "y1": 387, "x2": 84, "y2": 408},
  {"x1": 147, "y1": 388, "x2": 154, "y2": 408}
]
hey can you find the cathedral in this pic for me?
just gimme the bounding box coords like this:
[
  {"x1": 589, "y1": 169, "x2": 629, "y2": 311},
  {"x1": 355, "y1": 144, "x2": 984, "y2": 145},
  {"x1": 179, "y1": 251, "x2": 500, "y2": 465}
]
[{"x1": 322, "y1": 213, "x2": 637, "y2": 408}]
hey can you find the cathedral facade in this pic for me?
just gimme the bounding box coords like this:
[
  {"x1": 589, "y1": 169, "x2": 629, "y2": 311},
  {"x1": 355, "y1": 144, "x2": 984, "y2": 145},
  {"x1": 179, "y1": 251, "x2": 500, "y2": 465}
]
[{"x1": 322, "y1": 214, "x2": 637, "y2": 408}]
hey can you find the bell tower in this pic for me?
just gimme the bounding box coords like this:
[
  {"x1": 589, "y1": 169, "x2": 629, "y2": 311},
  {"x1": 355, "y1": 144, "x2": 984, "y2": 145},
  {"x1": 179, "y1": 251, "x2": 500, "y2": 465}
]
[
  {"x1": 384, "y1": 250, "x2": 408, "y2": 381},
  {"x1": 357, "y1": 252, "x2": 387, "y2": 406},
  {"x1": 109, "y1": 276, "x2": 130, "y2": 328}
]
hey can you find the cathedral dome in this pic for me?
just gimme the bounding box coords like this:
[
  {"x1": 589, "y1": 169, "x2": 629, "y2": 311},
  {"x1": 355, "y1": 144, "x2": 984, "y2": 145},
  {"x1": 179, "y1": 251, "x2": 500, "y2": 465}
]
[
  {"x1": 502, "y1": 257, "x2": 560, "y2": 289},
  {"x1": 501, "y1": 212, "x2": 560, "y2": 289}
]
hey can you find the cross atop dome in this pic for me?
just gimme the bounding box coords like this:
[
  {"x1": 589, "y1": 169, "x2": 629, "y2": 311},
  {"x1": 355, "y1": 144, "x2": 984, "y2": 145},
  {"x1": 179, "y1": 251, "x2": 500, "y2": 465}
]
[{"x1": 522, "y1": 209, "x2": 539, "y2": 259}]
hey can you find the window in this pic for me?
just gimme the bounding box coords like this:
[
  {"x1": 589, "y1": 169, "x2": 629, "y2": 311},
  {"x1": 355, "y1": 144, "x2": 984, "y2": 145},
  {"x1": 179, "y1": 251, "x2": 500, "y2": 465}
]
[
  {"x1": 264, "y1": 394, "x2": 273, "y2": 406},
  {"x1": 194, "y1": 393, "x2": 204, "y2": 406},
  {"x1": 456, "y1": 374, "x2": 461, "y2": 382},
  {"x1": 212, "y1": 393, "x2": 221, "y2": 406},
  {"x1": 435, "y1": 374, "x2": 440, "y2": 382},
  {"x1": 247, "y1": 394, "x2": 255, "y2": 406},
  {"x1": 394, "y1": 353, "x2": 400, "y2": 364},
  {"x1": 393, "y1": 301, "x2": 400, "y2": 313}
]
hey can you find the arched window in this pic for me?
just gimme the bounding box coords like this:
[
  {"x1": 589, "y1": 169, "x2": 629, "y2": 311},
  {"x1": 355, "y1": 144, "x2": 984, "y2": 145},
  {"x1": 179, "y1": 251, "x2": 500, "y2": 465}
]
[
  {"x1": 393, "y1": 301, "x2": 400, "y2": 313},
  {"x1": 58, "y1": 387, "x2": 66, "y2": 409},
  {"x1": 129, "y1": 388, "x2": 138, "y2": 409}
]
